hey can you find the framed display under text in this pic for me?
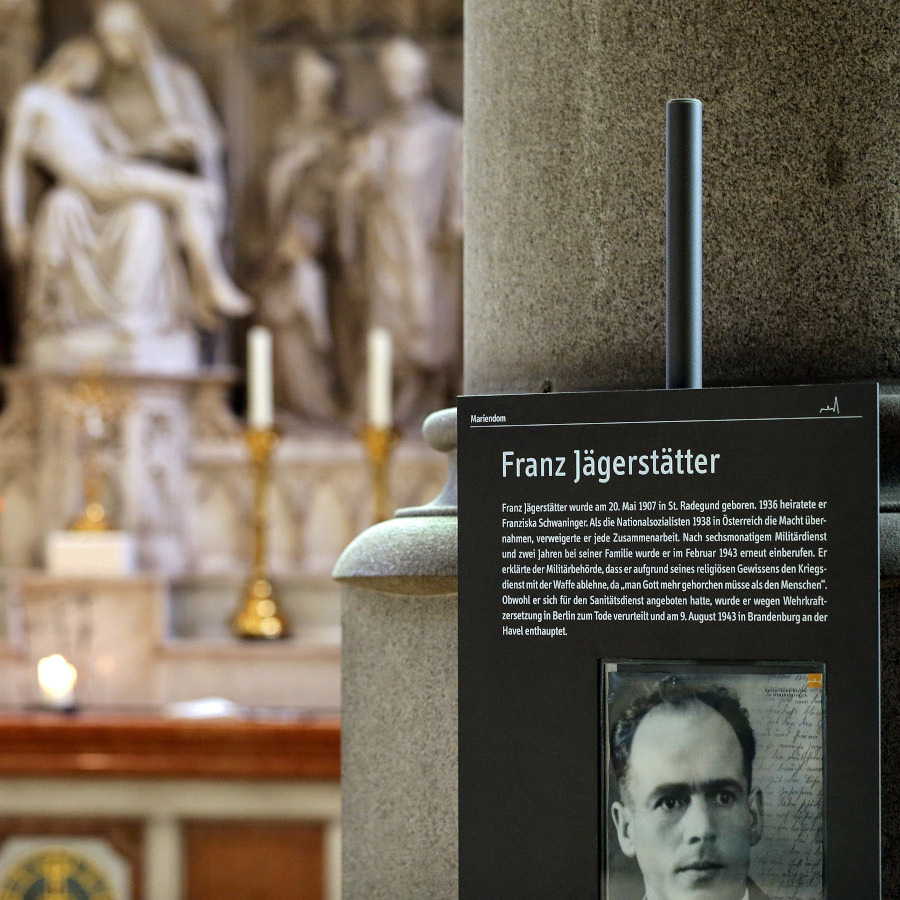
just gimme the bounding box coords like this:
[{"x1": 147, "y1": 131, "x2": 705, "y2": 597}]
[{"x1": 458, "y1": 384, "x2": 879, "y2": 899}]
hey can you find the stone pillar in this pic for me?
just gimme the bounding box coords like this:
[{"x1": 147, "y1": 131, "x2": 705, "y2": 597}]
[
  {"x1": 339, "y1": 5, "x2": 900, "y2": 894},
  {"x1": 334, "y1": 410, "x2": 458, "y2": 897},
  {"x1": 465, "y1": 1, "x2": 900, "y2": 394},
  {"x1": 464, "y1": 0, "x2": 900, "y2": 883}
]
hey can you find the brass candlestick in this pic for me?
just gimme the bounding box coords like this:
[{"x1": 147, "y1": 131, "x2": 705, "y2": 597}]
[
  {"x1": 363, "y1": 424, "x2": 399, "y2": 524},
  {"x1": 231, "y1": 428, "x2": 290, "y2": 639}
]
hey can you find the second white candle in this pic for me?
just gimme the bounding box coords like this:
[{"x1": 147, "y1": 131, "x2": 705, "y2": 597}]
[
  {"x1": 248, "y1": 326, "x2": 274, "y2": 430},
  {"x1": 367, "y1": 327, "x2": 393, "y2": 429}
]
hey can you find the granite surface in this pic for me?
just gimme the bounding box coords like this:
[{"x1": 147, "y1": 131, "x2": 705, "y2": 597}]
[
  {"x1": 341, "y1": 587, "x2": 458, "y2": 897},
  {"x1": 464, "y1": 0, "x2": 900, "y2": 394}
]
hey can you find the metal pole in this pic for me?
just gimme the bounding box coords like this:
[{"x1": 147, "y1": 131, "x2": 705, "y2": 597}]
[{"x1": 666, "y1": 98, "x2": 703, "y2": 389}]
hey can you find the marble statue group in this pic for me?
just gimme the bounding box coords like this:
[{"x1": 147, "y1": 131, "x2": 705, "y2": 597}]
[
  {"x1": 259, "y1": 34, "x2": 463, "y2": 427},
  {"x1": 0, "y1": 1, "x2": 463, "y2": 428},
  {"x1": 2, "y1": 2, "x2": 248, "y2": 359}
]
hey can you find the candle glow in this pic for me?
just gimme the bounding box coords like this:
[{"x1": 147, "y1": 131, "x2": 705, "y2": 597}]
[{"x1": 37, "y1": 654, "x2": 77, "y2": 709}]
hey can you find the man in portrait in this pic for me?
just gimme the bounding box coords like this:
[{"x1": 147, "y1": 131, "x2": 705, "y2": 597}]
[{"x1": 608, "y1": 681, "x2": 770, "y2": 900}]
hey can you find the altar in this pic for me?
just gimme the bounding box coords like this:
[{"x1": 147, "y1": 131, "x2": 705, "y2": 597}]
[{"x1": 0, "y1": 711, "x2": 340, "y2": 899}]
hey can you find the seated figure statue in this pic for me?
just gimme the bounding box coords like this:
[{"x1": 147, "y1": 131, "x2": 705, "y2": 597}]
[{"x1": 0, "y1": 37, "x2": 250, "y2": 368}]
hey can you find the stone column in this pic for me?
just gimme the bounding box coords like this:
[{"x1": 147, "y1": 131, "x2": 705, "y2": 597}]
[
  {"x1": 465, "y1": 0, "x2": 900, "y2": 883},
  {"x1": 465, "y1": 1, "x2": 900, "y2": 394},
  {"x1": 334, "y1": 410, "x2": 458, "y2": 897},
  {"x1": 339, "y1": 5, "x2": 900, "y2": 894}
]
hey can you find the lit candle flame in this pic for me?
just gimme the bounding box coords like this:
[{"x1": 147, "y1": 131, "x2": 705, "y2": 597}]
[{"x1": 37, "y1": 654, "x2": 77, "y2": 709}]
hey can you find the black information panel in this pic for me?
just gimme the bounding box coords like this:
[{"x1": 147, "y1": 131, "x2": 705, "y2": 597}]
[{"x1": 458, "y1": 384, "x2": 879, "y2": 899}]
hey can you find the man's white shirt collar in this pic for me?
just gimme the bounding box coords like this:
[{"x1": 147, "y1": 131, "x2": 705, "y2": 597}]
[{"x1": 643, "y1": 892, "x2": 749, "y2": 900}]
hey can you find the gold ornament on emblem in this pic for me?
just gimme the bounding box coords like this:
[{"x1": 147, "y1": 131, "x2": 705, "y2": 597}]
[{"x1": 0, "y1": 847, "x2": 116, "y2": 899}]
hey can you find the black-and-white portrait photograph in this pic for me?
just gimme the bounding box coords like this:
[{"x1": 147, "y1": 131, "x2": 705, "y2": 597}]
[{"x1": 602, "y1": 663, "x2": 825, "y2": 900}]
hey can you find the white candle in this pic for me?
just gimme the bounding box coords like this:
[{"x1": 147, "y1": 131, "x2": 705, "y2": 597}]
[
  {"x1": 248, "y1": 326, "x2": 274, "y2": 429},
  {"x1": 367, "y1": 327, "x2": 392, "y2": 429},
  {"x1": 37, "y1": 654, "x2": 77, "y2": 710}
]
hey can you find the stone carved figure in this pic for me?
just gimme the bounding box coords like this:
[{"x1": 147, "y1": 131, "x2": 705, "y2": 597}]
[
  {"x1": 0, "y1": 38, "x2": 250, "y2": 350},
  {"x1": 338, "y1": 36, "x2": 463, "y2": 426},
  {"x1": 95, "y1": 0, "x2": 226, "y2": 201},
  {"x1": 259, "y1": 49, "x2": 345, "y2": 423}
]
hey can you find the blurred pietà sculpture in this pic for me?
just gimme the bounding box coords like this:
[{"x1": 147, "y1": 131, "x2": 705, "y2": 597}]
[
  {"x1": 0, "y1": 2, "x2": 253, "y2": 574},
  {"x1": 259, "y1": 48, "x2": 345, "y2": 424},
  {"x1": 338, "y1": 36, "x2": 463, "y2": 426},
  {"x1": 0, "y1": 1, "x2": 249, "y2": 373}
]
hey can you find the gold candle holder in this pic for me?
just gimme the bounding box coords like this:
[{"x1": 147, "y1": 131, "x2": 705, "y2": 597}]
[
  {"x1": 363, "y1": 424, "x2": 399, "y2": 524},
  {"x1": 231, "y1": 428, "x2": 290, "y2": 639}
]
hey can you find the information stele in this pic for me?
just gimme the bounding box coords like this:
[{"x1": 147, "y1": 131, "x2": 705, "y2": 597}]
[{"x1": 458, "y1": 384, "x2": 879, "y2": 898}]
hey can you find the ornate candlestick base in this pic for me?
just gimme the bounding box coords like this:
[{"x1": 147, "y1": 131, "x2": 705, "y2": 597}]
[
  {"x1": 362, "y1": 424, "x2": 399, "y2": 524},
  {"x1": 71, "y1": 501, "x2": 114, "y2": 532},
  {"x1": 230, "y1": 428, "x2": 291, "y2": 640},
  {"x1": 232, "y1": 576, "x2": 289, "y2": 639}
]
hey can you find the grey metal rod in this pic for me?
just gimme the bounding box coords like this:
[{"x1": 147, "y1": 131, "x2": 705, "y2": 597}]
[{"x1": 666, "y1": 98, "x2": 703, "y2": 389}]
